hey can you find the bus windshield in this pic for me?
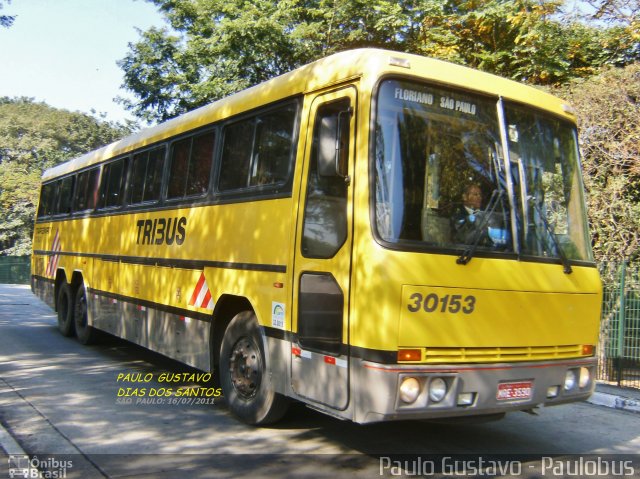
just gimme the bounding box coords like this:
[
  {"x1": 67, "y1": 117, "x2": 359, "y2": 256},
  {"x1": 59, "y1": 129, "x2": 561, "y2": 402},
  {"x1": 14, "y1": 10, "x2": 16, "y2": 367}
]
[
  {"x1": 504, "y1": 103, "x2": 593, "y2": 262},
  {"x1": 374, "y1": 78, "x2": 593, "y2": 263}
]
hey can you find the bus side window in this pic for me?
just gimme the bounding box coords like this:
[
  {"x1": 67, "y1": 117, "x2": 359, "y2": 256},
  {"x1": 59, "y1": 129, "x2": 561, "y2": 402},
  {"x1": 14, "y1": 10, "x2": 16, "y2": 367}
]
[
  {"x1": 55, "y1": 176, "x2": 75, "y2": 216},
  {"x1": 219, "y1": 119, "x2": 254, "y2": 191},
  {"x1": 37, "y1": 183, "x2": 56, "y2": 218},
  {"x1": 218, "y1": 101, "x2": 298, "y2": 192},
  {"x1": 129, "y1": 146, "x2": 166, "y2": 204},
  {"x1": 167, "y1": 130, "x2": 215, "y2": 199},
  {"x1": 98, "y1": 158, "x2": 127, "y2": 209},
  {"x1": 250, "y1": 104, "x2": 297, "y2": 187},
  {"x1": 74, "y1": 167, "x2": 100, "y2": 212}
]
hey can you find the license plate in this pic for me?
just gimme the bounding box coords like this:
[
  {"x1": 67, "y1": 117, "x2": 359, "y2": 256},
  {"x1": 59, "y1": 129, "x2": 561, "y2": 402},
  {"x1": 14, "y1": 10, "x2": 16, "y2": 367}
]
[{"x1": 496, "y1": 381, "x2": 533, "y2": 401}]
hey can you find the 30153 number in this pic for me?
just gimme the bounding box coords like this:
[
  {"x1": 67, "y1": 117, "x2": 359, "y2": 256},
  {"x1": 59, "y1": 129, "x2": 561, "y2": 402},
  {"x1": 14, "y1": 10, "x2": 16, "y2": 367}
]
[{"x1": 407, "y1": 293, "x2": 476, "y2": 315}]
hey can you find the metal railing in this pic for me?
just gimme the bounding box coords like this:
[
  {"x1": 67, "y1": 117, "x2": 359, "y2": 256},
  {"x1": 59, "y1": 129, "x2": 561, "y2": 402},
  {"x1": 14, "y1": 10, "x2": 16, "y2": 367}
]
[
  {"x1": 0, "y1": 256, "x2": 31, "y2": 284},
  {"x1": 598, "y1": 261, "x2": 640, "y2": 389}
]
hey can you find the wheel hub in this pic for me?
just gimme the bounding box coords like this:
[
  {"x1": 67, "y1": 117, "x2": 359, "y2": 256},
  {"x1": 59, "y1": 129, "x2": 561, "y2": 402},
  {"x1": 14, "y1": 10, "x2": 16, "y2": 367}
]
[{"x1": 229, "y1": 337, "x2": 262, "y2": 399}]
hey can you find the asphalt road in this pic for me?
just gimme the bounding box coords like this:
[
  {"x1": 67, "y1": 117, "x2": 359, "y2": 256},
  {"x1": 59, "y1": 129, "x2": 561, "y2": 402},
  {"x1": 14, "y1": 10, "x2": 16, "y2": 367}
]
[{"x1": 0, "y1": 284, "x2": 639, "y2": 478}]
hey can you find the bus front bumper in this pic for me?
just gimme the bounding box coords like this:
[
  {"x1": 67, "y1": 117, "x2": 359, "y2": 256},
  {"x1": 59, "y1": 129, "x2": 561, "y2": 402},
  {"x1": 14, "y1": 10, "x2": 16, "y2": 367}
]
[{"x1": 353, "y1": 357, "x2": 597, "y2": 424}]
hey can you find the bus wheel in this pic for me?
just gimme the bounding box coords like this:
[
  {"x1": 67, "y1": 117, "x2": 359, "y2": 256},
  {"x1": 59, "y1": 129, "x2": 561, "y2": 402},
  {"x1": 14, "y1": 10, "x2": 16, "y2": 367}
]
[
  {"x1": 74, "y1": 285, "x2": 97, "y2": 345},
  {"x1": 220, "y1": 311, "x2": 289, "y2": 425},
  {"x1": 56, "y1": 283, "x2": 75, "y2": 337}
]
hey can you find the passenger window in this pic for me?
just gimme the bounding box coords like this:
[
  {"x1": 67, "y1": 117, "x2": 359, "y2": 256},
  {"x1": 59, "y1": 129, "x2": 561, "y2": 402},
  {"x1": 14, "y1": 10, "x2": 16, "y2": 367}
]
[
  {"x1": 129, "y1": 146, "x2": 165, "y2": 204},
  {"x1": 187, "y1": 132, "x2": 215, "y2": 196},
  {"x1": 250, "y1": 105, "x2": 296, "y2": 186},
  {"x1": 55, "y1": 176, "x2": 75, "y2": 215},
  {"x1": 219, "y1": 120, "x2": 253, "y2": 191},
  {"x1": 99, "y1": 158, "x2": 127, "y2": 209},
  {"x1": 74, "y1": 167, "x2": 100, "y2": 212},
  {"x1": 168, "y1": 138, "x2": 191, "y2": 198},
  {"x1": 168, "y1": 131, "x2": 215, "y2": 199},
  {"x1": 219, "y1": 102, "x2": 297, "y2": 191},
  {"x1": 37, "y1": 183, "x2": 56, "y2": 218}
]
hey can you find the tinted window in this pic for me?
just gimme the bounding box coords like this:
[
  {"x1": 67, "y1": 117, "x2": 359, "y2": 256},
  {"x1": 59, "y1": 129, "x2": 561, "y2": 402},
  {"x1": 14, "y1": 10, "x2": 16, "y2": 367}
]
[
  {"x1": 99, "y1": 158, "x2": 127, "y2": 209},
  {"x1": 168, "y1": 138, "x2": 191, "y2": 199},
  {"x1": 55, "y1": 176, "x2": 75, "y2": 215},
  {"x1": 188, "y1": 132, "x2": 215, "y2": 196},
  {"x1": 219, "y1": 120, "x2": 254, "y2": 191},
  {"x1": 74, "y1": 167, "x2": 100, "y2": 212},
  {"x1": 219, "y1": 102, "x2": 297, "y2": 191},
  {"x1": 37, "y1": 183, "x2": 56, "y2": 217},
  {"x1": 250, "y1": 106, "x2": 296, "y2": 186},
  {"x1": 168, "y1": 131, "x2": 215, "y2": 199},
  {"x1": 130, "y1": 146, "x2": 165, "y2": 204}
]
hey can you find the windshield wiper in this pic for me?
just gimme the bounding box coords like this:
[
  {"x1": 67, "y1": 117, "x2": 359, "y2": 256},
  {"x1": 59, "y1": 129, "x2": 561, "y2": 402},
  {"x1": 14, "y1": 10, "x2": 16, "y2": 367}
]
[
  {"x1": 529, "y1": 198, "x2": 573, "y2": 275},
  {"x1": 457, "y1": 189, "x2": 502, "y2": 266}
]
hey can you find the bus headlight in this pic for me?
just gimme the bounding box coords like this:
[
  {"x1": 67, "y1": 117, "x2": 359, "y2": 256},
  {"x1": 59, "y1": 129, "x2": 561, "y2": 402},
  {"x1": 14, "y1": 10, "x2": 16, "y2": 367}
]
[
  {"x1": 428, "y1": 377, "x2": 447, "y2": 403},
  {"x1": 579, "y1": 367, "x2": 591, "y2": 388},
  {"x1": 564, "y1": 370, "x2": 577, "y2": 391},
  {"x1": 399, "y1": 377, "x2": 421, "y2": 404}
]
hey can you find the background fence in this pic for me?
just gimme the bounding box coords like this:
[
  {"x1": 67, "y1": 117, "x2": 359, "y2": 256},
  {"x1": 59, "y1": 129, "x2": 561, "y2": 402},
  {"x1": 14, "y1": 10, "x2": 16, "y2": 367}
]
[
  {"x1": 0, "y1": 255, "x2": 30, "y2": 284},
  {"x1": 598, "y1": 261, "x2": 640, "y2": 389}
]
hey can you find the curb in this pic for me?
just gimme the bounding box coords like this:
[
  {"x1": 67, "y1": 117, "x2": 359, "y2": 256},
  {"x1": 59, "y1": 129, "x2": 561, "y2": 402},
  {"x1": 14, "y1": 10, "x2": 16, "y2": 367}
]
[
  {"x1": 0, "y1": 421, "x2": 28, "y2": 456},
  {"x1": 587, "y1": 388, "x2": 640, "y2": 414}
]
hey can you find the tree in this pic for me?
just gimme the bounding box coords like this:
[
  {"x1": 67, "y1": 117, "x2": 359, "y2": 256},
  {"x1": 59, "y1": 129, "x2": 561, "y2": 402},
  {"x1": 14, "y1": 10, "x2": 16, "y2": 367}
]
[
  {"x1": 554, "y1": 64, "x2": 640, "y2": 265},
  {"x1": 582, "y1": 0, "x2": 640, "y2": 65},
  {"x1": 0, "y1": 0, "x2": 14, "y2": 28},
  {"x1": 120, "y1": 0, "x2": 638, "y2": 123},
  {"x1": 0, "y1": 98, "x2": 132, "y2": 255}
]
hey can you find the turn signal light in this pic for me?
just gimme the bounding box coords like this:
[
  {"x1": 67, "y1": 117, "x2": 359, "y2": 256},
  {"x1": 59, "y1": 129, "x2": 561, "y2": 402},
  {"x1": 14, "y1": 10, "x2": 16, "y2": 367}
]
[
  {"x1": 581, "y1": 345, "x2": 595, "y2": 356},
  {"x1": 398, "y1": 349, "x2": 422, "y2": 362}
]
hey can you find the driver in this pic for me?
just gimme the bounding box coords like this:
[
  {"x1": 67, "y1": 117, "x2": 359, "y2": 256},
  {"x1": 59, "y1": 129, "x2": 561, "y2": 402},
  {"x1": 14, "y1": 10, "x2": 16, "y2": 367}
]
[{"x1": 451, "y1": 184, "x2": 491, "y2": 245}]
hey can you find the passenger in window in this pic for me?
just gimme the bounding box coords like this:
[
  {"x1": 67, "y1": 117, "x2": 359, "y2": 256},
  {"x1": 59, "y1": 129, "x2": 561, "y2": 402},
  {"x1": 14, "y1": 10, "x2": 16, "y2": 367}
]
[{"x1": 451, "y1": 183, "x2": 491, "y2": 245}]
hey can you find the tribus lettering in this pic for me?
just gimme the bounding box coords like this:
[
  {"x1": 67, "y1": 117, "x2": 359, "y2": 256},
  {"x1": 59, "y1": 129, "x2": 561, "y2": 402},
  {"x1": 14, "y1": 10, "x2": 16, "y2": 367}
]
[{"x1": 136, "y1": 217, "x2": 187, "y2": 245}]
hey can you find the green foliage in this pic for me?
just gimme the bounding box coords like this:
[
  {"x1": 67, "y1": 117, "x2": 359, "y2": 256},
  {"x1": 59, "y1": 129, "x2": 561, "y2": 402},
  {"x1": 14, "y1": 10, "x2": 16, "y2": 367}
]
[
  {"x1": 0, "y1": 0, "x2": 14, "y2": 28},
  {"x1": 118, "y1": 0, "x2": 639, "y2": 123},
  {"x1": 554, "y1": 63, "x2": 640, "y2": 265},
  {"x1": 0, "y1": 98, "x2": 132, "y2": 255}
]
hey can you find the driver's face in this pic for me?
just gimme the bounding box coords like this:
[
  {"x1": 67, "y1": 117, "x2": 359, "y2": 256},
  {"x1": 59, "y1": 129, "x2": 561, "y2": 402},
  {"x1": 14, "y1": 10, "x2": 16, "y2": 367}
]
[{"x1": 463, "y1": 186, "x2": 482, "y2": 209}]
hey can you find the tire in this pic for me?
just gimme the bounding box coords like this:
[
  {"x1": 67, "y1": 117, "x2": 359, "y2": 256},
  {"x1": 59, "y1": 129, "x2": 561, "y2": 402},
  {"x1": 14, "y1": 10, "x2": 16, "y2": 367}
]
[
  {"x1": 74, "y1": 285, "x2": 98, "y2": 345},
  {"x1": 57, "y1": 282, "x2": 75, "y2": 337},
  {"x1": 220, "y1": 311, "x2": 289, "y2": 425}
]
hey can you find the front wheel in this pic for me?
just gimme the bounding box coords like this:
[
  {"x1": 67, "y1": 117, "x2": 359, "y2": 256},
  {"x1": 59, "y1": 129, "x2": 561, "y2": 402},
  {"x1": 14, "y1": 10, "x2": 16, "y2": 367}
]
[{"x1": 219, "y1": 311, "x2": 289, "y2": 425}]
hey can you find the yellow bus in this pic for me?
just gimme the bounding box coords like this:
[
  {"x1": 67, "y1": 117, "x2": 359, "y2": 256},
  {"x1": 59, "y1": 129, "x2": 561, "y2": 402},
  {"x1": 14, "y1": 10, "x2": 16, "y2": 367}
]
[{"x1": 31, "y1": 48, "x2": 601, "y2": 425}]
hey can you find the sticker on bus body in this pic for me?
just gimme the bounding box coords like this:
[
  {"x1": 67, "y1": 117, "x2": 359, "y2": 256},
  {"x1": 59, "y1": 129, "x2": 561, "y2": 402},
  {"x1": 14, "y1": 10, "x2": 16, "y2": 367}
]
[{"x1": 272, "y1": 302, "x2": 285, "y2": 329}]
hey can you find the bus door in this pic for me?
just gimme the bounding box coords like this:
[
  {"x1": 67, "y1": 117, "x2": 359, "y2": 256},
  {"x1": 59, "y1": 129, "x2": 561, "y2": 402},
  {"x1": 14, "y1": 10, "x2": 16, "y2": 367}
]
[{"x1": 291, "y1": 86, "x2": 356, "y2": 410}]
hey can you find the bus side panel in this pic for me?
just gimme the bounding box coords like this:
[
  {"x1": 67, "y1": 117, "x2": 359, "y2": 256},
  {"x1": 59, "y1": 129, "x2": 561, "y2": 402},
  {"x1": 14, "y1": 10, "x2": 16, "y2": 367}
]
[{"x1": 31, "y1": 222, "x2": 57, "y2": 308}]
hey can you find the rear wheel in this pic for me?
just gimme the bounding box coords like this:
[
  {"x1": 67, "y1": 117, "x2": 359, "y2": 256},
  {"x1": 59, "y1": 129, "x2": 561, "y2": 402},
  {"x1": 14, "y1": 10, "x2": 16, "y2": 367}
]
[
  {"x1": 56, "y1": 282, "x2": 75, "y2": 337},
  {"x1": 220, "y1": 311, "x2": 289, "y2": 425},
  {"x1": 74, "y1": 285, "x2": 98, "y2": 345}
]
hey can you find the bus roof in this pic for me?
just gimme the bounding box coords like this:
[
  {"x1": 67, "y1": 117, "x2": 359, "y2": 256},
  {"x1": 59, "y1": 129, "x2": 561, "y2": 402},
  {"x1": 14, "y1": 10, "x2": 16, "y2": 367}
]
[{"x1": 42, "y1": 48, "x2": 574, "y2": 181}]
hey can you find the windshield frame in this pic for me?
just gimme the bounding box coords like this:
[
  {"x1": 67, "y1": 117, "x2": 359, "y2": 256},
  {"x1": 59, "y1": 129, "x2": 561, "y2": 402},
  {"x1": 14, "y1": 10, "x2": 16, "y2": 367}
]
[{"x1": 369, "y1": 74, "x2": 596, "y2": 268}]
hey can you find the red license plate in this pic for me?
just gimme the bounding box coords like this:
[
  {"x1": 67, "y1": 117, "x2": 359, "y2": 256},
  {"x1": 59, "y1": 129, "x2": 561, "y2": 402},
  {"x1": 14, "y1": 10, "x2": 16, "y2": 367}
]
[{"x1": 496, "y1": 381, "x2": 533, "y2": 401}]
